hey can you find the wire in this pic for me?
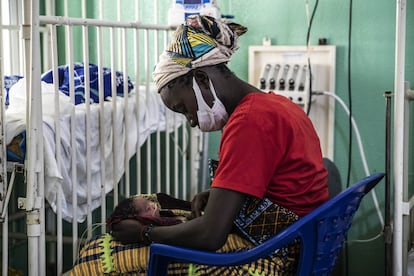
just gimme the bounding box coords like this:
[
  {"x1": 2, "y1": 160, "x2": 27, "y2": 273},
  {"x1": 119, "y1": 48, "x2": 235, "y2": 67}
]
[
  {"x1": 346, "y1": 0, "x2": 353, "y2": 189},
  {"x1": 306, "y1": 0, "x2": 319, "y2": 116},
  {"x1": 304, "y1": 0, "x2": 319, "y2": 116},
  {"x1": 305, "y1": 0, "x2": 319, "y2": 47},
  {"x1": 345, "y1": 2, "x2": 353, "y2": 274},
  {"x1": 348, "y1": 233, "x2": 383, "y2": 244},
  {"x1": 314, "y1": 91, "x2": 385, "y2": 237}
]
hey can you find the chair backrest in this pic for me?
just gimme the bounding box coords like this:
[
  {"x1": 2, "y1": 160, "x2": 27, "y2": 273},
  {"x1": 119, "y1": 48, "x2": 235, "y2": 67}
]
[
  {"x1": 148, "y1": 173, "x2": 385, "y2": 276},
  {"x1": 323, "y1": 157, "x2": 342, "y2": 198}
]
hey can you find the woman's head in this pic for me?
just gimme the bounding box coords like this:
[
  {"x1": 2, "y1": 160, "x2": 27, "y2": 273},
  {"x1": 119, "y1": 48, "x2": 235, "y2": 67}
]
[
  {"x1": 153, "y1": 15, "x2": 247, "y2": 92},
  {"x1": 159, "y1": 64, "x2": 236, "y2": 131},
  {"x1": 153, "y1": 15, "x2": 247, "y2": 132}
]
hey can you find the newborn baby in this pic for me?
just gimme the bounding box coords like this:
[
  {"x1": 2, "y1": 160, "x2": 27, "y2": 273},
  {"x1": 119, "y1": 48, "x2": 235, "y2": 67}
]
[{"x1": 107, "y1": 193, "x2": 192, "y2": 232}]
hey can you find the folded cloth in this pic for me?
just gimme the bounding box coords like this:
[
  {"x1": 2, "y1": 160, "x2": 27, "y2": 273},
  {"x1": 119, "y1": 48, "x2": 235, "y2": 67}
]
[{"x1": 41, "y1": 63, "x2": 134, "y2": 104}]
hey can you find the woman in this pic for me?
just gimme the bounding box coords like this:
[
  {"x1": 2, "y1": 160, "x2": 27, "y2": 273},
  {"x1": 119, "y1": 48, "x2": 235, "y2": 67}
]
[{"x1": 111, "y1": 15, "x2": 328, "y2": 275}]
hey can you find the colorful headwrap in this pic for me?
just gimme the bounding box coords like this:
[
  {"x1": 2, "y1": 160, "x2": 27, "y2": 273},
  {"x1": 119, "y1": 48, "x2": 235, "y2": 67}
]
[{"x1": 153, "y1": 15, "x2": 247, "y2": 90}]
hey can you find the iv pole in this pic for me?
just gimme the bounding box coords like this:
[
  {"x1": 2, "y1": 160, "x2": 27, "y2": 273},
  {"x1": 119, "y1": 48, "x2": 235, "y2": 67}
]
[{"x1": 393, "y1": 0, "x2": 410, "y2": 275}]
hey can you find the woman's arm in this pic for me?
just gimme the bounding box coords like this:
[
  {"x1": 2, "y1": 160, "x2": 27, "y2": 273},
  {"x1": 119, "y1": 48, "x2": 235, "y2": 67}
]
[{"x1": 111, "y1": 187, "x2": 246, "y2": 251}]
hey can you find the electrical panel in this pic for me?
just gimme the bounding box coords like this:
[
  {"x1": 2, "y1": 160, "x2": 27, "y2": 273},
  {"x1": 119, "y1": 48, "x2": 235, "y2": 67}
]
[{"x1": 249, "y1": 45, "x2": 336, "y2": 159}]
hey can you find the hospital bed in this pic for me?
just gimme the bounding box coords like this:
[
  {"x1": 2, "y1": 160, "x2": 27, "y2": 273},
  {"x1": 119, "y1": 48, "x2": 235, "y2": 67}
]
[{"x1": 0, "y1": 1, "x2": 206, "y2": 275}]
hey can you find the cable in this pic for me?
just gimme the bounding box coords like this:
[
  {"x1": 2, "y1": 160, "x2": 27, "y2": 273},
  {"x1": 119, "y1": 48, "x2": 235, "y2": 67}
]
[
  {"x1": 305, "y1": 0, "x2": 319, "y2": 47},
  {"x1": 304, "y1": 0, "x2": 319, "y2": 116},
  {"x1": 314, "y1": 91, "x2": 385, "y2": 232},
  {"x1": 345, "y1": 2, "x2": 353, "y2": 274},
  {"x1": 348, "y1": 233, "x2": 383, "y2": 244},
  {"x1": 346, "y1": 0, "x2": 353, "y2": 189}
]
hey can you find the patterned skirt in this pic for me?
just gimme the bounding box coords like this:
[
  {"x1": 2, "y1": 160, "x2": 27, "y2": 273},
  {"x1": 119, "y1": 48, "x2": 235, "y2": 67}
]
[{"x1": 69, "y1": 196, "x2": 300, "y2": 276}]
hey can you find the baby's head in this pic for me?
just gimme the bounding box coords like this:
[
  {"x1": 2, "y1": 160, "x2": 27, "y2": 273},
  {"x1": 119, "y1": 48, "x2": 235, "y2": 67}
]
[
  {"x1": 130, "y1": 196, "x2": 160, "y2": 217},
  {"x1": 107, "y1": 196, "x2": 161, "y2": 230}
]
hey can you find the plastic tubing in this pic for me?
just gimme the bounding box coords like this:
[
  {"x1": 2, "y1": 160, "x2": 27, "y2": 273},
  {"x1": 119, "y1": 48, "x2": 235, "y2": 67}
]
[{"x1": 319, "y1": 91, "x2": 385, "y2": 229}]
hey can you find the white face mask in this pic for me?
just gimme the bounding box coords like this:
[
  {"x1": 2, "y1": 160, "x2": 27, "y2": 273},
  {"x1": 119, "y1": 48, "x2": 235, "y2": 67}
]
[{"x1": 192, "y1": 77, "x2": 229, "y2": 132}]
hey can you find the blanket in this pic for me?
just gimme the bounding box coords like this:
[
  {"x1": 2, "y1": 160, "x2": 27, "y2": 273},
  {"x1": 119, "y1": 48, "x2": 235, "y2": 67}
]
[{"x1": 41, "y1": 63, "x2": 134, "y2": 105}]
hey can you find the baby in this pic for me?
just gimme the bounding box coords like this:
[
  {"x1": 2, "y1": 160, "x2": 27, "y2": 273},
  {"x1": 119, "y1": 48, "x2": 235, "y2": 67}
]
[{"x1": 107, "y1": 193, "x2": 192, "y2": 232}]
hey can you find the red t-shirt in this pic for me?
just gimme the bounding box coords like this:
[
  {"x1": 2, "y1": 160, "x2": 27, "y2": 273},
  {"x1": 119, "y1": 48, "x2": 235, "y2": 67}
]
[{"x1": 211, "y1": 92, "x2": 328, "y2": 217}]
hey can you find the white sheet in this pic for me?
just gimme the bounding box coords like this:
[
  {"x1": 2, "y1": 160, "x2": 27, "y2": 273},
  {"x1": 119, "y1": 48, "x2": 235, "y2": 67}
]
[{"x1": 6, "y1": 78, "x2": 185, "y2": 222}]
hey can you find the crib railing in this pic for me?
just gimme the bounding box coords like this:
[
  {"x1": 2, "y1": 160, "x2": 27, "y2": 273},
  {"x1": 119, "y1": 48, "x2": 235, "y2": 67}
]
[{"x1": 0, "y1": 1, "x2": 206, "y2": 275}]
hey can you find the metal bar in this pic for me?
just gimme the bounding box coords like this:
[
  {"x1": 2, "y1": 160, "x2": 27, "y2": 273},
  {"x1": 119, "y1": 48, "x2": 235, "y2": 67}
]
[
  {"x1": 82, "y1": 24, "x2": 93, "y2": 239},
  {"x1": 0, "y1": 13, "x2": 8, "y2": 267},
  {"x1": 155, "y1": 32, "x2": 161, "y2": 194},
  {"x1": 393, "y1": 0, "x2": 407, "y2": 275},
  {"x1": 25, "y1": 0, "x2": 46, "y2": 274},
  {"x1": 66, "y1": 24, "x2": 79, "y2": 263},
  {"x1": 6, "y1": 232, "x2": 87, "y2": 244},
  {"x1": 165, "y1": 110, "x2": 171, "y2": 195},
  {"x1": 182, "y1": 126, "x2": 186, "y2": 199},
  {"x1": 110, "y1": 27, "x2": 119, "y2": 206},
  {"x1": 174, "y1": 116, "x2": 179, "y2": 198},
  {"x1": 144, "y1": 29, "x2": 151, "y2": 194},
  {"x1": 1, "y1": 167, "x2": 16, "y2": 220},
  {"x1": 384, "y1": 91, "x2": 392, "y2": 276},
  {"x1": 97, "y1": 26, "x2": 107, "y2": 234},
  {"x1": 2, "y1": 213, "x2": 8, "y2": 276},
  {"x1": 39, "y1": 15, "x2": 172, "y2": 30},
  {"x1": 8, "y1": 0, "x2": 22, "y2": 75},
  {"x1": 0, "y1": 0, "x2": 7, "y2": 224},
  {"x1": 134, "y1": 27, "x2": 142, "y2": 195},
  {"x1": 49, "y1": 24, "x2": 63, "y2": 276},
  {"x1": 122, "y1": 27, "x2": 130, "y2": 198},
  {"x1": 163, "y1": 32, "x2": 171, "y2": 195}
]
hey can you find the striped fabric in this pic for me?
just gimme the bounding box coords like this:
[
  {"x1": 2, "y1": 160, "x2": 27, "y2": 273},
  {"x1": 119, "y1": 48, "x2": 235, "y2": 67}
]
[
  {"x1": 69, "y1": 192, "x2": 300, "y2": 275},
  {"x1": 69, "y1": 232, "x2": 298, "y2": 275}
]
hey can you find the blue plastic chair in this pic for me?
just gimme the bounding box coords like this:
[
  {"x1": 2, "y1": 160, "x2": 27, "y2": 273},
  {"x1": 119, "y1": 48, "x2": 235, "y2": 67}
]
[{"x1": 148, "y1": 173, "x2": 384, "y2": 276}]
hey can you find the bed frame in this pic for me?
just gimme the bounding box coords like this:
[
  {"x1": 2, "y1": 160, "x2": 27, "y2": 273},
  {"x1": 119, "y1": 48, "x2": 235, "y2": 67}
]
[{"x1": 0, "y1": 1, "x2": 207, "y2": 275}]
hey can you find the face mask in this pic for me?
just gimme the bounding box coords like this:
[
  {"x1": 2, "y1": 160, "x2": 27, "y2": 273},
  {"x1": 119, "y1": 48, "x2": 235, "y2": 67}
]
[{"x1": 192, "y1": 77, "x2": 229, "y2": 132}]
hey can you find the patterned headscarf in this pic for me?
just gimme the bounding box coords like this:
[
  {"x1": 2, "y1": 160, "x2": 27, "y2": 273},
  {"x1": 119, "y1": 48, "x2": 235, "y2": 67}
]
[{"x1": 153, "y1": 15, "x2": 247, "y2": 90}]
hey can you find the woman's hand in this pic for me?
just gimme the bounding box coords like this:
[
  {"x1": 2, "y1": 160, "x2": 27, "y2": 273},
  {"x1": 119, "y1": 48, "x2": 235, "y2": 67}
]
[
  {"x1": 191, "y1": 190, "x2": 210, "y2": 218},
  {"x1": 110, "y1": 219, "x2": 146, "y2": 244}
]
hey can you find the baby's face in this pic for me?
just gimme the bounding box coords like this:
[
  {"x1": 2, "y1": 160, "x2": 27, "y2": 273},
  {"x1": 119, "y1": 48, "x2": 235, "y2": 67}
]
[{"x1": 132, "y1": 197, "x2": 160, "y2": 217}]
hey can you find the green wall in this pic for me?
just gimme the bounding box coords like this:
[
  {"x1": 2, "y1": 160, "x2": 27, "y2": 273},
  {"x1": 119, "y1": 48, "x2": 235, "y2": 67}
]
[
  {"x1": 213, "y1": 1, "x2": 414, "y2": 275},
  {"x1": 54, "y1": 0, "x2": 414, "y2": 275}
]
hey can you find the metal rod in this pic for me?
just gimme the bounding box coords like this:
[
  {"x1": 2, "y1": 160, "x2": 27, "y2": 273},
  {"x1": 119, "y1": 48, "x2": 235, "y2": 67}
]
[
  {"x1": 134, "y1": 27, "x2": 142, "y2": 195},
  {"x1": 39, "y1": 15, "x2": 172, "y2": 30},
  {"x1": 174, "y1": 116, "x2": 179, "y2": 198},
  {"x1": 0, "y1": 12, "x2": 8, "y2": 267},
  {"x1": 122, "y1": 28, "x2": 130, "y2": 198},
  {"x1": 393, "y1": 0, "x2": 407, "y2": 275},
  {"x1": 384, "y1": 91, "x2": 392, "y2": 276},
  {"x1": 97, "y1": 26, "x2": 107, "y2": 235},
  {"x1": 110, "y1": 26, "x2": 119, "y2": 206},
  {"x1": 66, "y1": 24, "x2": 79, "y2": 262},
  {"x1": 82, "y1": 25, "x2": 92, "y2": 239},
  {"x1": 144, "y1": 29, "x2": 151, "y2": 194}
]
